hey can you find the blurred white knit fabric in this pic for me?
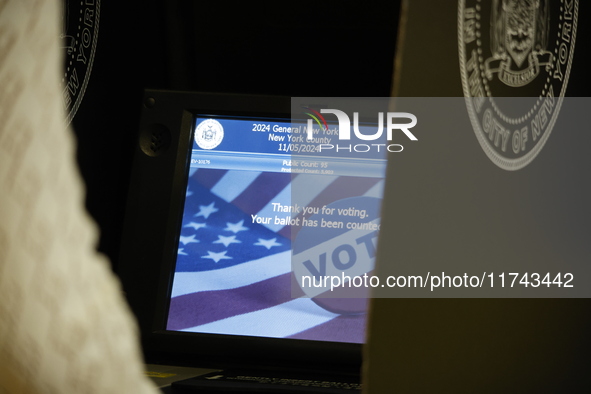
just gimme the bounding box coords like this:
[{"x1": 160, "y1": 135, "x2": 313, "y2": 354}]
[{"x1": 0, "y1": 1, "x2": 158, "y2": 392}]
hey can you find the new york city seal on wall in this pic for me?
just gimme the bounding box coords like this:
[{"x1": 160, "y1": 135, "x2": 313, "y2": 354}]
[
  {"x1": 458, "y1": 0, "x2": 578, "y2": 170},
  {"x1": 60, "y1": 0, "x2": 100, "y2": 125}
]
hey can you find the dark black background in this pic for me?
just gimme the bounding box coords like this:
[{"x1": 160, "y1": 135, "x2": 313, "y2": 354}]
[{"x1": 71, "y1": 0, "x2": 401, "y2": 269}]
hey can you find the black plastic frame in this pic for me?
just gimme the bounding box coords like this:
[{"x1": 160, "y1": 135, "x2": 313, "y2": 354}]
[{"x1": 118, "y1": 90, "x2": 362, "y2": 374}]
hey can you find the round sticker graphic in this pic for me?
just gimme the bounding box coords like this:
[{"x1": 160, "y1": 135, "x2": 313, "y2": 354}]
[
  {"x1": 195, "y1": 119, "x2": 224, "y2": 150},
  {"x1": 61, "y1": 0, "x2": 101, "y2": 125},
  {"x1": 292, "y1": 196, "x2": 381, "y2": 315},
  {"x1": 458, "y1": 0, "x2": 578, "y2": 170}
]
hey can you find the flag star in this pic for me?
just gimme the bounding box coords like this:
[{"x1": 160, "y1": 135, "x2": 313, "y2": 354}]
[
  {"x1": 179, "y1": 234, "x2": 200, "y2": 245},
  {"x1": 178, "y1": 248, "x2": 188, "y2": 256},
  {"x1": 224, "y1": 220, "x2": 249, "y2": 234},
  {"x1": 185, "y1": 222, "x2": 206, "y2": 230},
  {"x1": 186, "y1": 189, "x2": 193, "y2": 197},
  {"x1": 195, "y1": 202, "x2": 219, "y2": 219},
  {"x1": 213, "y1": 235, "x2": 241, "y2": 247},
  {"x1": 202, "y1": 250, "x2": 232, "y2": 263},
  {"x1": 254, "y1": 238, "x2": 282, "y2": 250}
]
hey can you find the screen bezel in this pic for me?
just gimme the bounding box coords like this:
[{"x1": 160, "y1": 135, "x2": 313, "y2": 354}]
[{"x1": 118, "y1": 90, "x2": 362, "y2": 373}]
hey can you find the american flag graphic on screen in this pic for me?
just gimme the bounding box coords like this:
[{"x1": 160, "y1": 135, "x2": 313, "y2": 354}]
[{"x1": 166, "y1": 167, "x2": 384, "y2": 343}]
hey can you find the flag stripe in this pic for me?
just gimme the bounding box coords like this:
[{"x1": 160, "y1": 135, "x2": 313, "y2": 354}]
[
  {"x1": 286, "y1": 314, "x2": 366, "y2": 344},
  {"x1": 232, "y1": 172, "x2": 293, "y2": 214},
  {"x1": 180, "y1": 298, "x2": 339, "y2": 338},
  {"x1": 364, "y1": 179, "x2": 384, "y2": 198},
  {"x1": 211, "y1": 170, "x2": 262, "y2": 202},
  {"x1": 194, "y1": 168, "x2": 228, "y2": 189},
  {"x1": 297, "y1": 176, "x2": 382, "y2": 212},
  {"x1": 170, "y1": 250, "x2": 290, "y2": 297},
  {"x1": 168, "y1": 273, "x2": 292, "y2": 331},
  {"x1": 287, "y1": 173, "x2": 339, "y2": 208}
]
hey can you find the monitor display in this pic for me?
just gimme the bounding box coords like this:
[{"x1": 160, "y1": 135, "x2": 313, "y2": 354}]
[
  {"x1": 166, "y1": 115, "x2": 386, "y2": 343},
  {"x1": 118, "y1": 91, "x2": 385, "y2": 370}
]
